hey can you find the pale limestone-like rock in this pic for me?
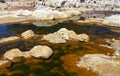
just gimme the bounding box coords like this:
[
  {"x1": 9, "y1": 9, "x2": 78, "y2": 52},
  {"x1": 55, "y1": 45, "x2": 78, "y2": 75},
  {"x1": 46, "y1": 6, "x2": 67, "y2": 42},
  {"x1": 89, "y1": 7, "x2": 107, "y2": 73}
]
[
  {"x1": 23, "y1": 51, "x2": 31, "y2": 58},
  {"x1": 42, "y1": 28, "x2": 89, "y2": 43},
  {"x1": 21, "y1": 30, "x2": 35, "y2": 39},
  {"x1": 63, "y1": 10, "x2": 81, "y2": 16},
  {"x1": 32, "y1": 10, "x2": 54, "y2": 20},
  {"x1": 0, "y1": 36, "x2": 20, "y2": 44},
  {"x1": 106, "y1": 39, "x2": 120, "y2": 56},
  {"x1": 103, "y1": 15, "x2": 120, "y2": 27},
  {"x1": 77, "y1": 34, "x2": 89, "y2": 42},
  {"x1": 53, "y1": 11, "x2": 69, "y2": 19},
  {"x1": 29, "y1": 45, "x2": 53, "y2": 59},
  {"x1": 16, "y1": 10, "x2": 32, "y2": 16},
  {"x1": 77, "y1": 54, "x2": 120, "y2": 76},
  {"x1": 4, "y1": 48, "x2": 24, "y2": 60},
  {"x1": 42, "y1": 33, "x2": 67, "y2": 43}
]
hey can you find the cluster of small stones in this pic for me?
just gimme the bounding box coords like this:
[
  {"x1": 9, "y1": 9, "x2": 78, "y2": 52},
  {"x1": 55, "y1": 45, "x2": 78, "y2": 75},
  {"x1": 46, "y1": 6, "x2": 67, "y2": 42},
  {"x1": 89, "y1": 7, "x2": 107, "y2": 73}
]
[{"x1": 0, "y1": 0, "x2": 120, "y2": 11}]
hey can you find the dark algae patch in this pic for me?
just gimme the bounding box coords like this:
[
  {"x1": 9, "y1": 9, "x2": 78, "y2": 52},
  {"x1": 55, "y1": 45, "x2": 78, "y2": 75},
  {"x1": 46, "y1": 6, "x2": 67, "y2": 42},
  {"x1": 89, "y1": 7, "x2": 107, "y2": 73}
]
[{"x1": 0, "y1": 22, "x2": 119, "y2": 76}]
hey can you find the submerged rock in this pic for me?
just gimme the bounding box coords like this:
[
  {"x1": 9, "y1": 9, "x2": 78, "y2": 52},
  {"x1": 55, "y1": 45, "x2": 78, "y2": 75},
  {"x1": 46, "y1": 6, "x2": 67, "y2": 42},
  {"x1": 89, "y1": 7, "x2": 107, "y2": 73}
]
[
  {"x1": 42, "y1": 28, "x2": 89, "y2": 43},
  {"x1": 21, "y1": 30, "x2": 35, "y2": 39},
  {"x1": 0, "y1": 36, "x2": 20, "y2": 44},
  {"x1": 29, "y1": 45, "x2": 53, "y2": 59},
  {"x1": 4, "y1": 48, "x2": 24, "y2": 60},
  {"x1": 77, "y1": 54, "x2": 120, "y2": 76}
]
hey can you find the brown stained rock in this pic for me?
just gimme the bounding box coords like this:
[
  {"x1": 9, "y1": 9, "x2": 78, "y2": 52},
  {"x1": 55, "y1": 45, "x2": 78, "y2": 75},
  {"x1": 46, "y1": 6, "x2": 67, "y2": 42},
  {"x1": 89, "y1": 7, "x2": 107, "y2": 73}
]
[
  {"x1": 0, "y1": 60, "x2": 12, "y2": 69},
  {"x1": 61, "y1": 54, "x2": 98, "y2": 76},
  {"x1": 24, "y1": 57, "x2": 42, "y2": 65}
]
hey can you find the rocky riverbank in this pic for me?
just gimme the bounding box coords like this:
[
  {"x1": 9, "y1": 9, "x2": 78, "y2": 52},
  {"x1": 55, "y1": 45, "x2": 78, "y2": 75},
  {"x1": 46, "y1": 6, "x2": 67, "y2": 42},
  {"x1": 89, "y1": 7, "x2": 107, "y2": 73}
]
[{"x1": 0, "y1": 9, "x2": 81, "y2": 24}]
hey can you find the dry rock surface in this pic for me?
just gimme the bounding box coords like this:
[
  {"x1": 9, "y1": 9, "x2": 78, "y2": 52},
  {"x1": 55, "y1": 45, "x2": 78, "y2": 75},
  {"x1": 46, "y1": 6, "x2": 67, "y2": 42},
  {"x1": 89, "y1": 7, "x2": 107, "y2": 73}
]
[
  {"x1": 21, "y1": 30, "x2": 35, "y2": 39},
  {"x1": 42, "y1": 28, "x2": 89, "y2": 43},
  {"x1": 103, "y1": 15, "x2": 120, "y2": 27},
  {"x1": 29, "y1": 45, "x2": 53, "y2": 59},
  {"x1": 0, "y1": 9, "x2": 81, "y2": 24},
  {"x1": 31, "y1": 10, "x2": 81, "y2": 20},
  {"x1": 106, "y1": 39, "x2": 120, "y2": 56},
  {"x1": 77, "y1": 54, "x2": 120, "y2": 76},
  {"x1": 3, "y1": 45, "x2": 53, "y2": 60},
  {"x1": 4, "y1": 48, "x2": 24, "y2": 60},
  {"x1": 0, "y1": 36, "x2": 20, "y2": 44}
]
